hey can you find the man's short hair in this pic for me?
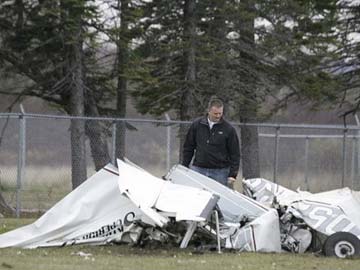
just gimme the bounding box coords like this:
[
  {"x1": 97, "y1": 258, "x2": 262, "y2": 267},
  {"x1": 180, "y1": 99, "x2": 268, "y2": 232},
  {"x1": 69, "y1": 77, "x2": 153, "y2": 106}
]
[{"x1": 208, "y1": 98, "x2": 223, "y2": 110}]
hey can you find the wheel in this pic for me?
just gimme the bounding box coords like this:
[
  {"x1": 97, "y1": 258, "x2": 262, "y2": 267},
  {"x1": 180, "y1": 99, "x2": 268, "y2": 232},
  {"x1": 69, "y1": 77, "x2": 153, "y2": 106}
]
[{"x1": 323, "y1": 232, "x2": 360, "y2": 258}]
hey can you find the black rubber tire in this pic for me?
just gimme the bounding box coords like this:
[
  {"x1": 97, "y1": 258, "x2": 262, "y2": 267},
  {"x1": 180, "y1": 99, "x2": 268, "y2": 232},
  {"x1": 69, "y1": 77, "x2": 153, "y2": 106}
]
[{"x1": 323, "y1": 232, "x2": 360, "y2": 258}]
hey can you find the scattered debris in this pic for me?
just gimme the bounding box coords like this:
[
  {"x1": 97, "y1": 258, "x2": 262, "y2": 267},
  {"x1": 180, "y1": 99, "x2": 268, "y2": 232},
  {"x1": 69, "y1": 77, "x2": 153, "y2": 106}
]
[{"x1": 71, "y1": 251, "x2": 93, "y2": 258}]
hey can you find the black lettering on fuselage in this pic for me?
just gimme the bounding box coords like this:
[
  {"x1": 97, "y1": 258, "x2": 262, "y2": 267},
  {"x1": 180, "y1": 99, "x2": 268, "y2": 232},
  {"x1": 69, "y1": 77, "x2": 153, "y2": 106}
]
[{"x1": 80, "y1": 212, "x2": 136, "y2": 240}]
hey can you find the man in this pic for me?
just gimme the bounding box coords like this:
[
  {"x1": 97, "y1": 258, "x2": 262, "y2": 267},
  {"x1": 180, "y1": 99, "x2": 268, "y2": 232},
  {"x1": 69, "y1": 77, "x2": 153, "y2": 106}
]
[{"x1": 182, "y1": 98, "x2": 240, "y2": 188}]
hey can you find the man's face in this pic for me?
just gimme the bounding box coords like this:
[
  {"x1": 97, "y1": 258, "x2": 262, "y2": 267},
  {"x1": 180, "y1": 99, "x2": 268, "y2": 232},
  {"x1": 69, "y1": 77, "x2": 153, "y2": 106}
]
[{"x1": 208, "y1": 106, "x2": 223, "y2": 122}]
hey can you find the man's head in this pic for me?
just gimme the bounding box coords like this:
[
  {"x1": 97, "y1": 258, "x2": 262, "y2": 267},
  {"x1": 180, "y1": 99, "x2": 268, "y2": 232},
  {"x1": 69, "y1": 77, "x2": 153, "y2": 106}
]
[{"x1": 207, "y1": 98, "x2": 224, "y2": 122}]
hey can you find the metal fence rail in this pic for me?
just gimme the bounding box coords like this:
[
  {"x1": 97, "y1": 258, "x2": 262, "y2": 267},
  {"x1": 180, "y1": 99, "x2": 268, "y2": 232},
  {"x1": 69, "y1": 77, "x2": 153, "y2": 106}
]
[{"x1": 0, "y1": 112, "x2": 359, "y2": 216}]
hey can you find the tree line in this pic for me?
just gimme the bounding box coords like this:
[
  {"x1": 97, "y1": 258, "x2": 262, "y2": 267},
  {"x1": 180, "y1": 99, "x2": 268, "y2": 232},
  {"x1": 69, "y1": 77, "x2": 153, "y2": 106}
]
[{"x1": 0, "y1": 0, "x2": 359, "y2": 196}]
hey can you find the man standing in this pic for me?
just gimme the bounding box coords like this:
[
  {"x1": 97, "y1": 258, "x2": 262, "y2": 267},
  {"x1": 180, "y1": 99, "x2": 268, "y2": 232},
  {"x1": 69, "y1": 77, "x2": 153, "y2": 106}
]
[{"x1": 182, "y1": 98, "x2": 240, "y2": 188}]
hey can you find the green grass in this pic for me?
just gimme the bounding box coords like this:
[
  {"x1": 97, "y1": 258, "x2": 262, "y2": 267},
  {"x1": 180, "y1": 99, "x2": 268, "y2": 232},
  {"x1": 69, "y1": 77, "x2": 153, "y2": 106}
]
[
  {"x1": 0, "y1": 218, "x2": 36, "y2": 233},
  {"x1": 0, "y1": 218, "x2": 359, "y2": 270},
  {"x1": 0, "y1": 243, "x2": 359, "y2": 270}
]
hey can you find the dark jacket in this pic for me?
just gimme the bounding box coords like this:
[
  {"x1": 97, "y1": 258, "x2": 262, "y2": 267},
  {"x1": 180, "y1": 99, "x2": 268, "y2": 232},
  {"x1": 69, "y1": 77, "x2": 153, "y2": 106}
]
[{"x1": 182, "y1": 115, "x2": 240, "y2": 178}]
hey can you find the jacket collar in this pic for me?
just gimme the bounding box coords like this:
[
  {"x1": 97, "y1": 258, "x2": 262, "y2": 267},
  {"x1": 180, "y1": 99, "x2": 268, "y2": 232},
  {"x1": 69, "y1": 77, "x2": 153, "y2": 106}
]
[{"x1": 199, "y1": 114, "x2": 224, "y2": 125}]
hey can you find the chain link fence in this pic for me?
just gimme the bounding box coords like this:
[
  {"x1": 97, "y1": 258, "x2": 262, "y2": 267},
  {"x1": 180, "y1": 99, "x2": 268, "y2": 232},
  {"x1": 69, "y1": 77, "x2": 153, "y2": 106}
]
[{"x1": 0, "y1": 112, "x2": 359, "y2": 216}]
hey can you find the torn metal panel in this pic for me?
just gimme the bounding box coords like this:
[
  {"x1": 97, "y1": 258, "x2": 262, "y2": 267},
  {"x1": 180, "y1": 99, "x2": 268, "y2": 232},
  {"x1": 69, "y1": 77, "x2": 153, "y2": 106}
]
[
  {"x1": 289, "y1": 199, "x2": 360, "y2": 238},
  {"x1": 166, "y1": 165, "x2": 282, "y2": 253},
  {"x1": 156, "y1": 182, "x2": 219, "y2": 222},
  {"x1": 117, "y1": 159, "x2": 165, "y2": 209},
  {"x1": 165, "y1": 165, "x2": 268, "y2": 222},
  {"x1": 0, "y1": 164, "x2": 144, "y2": 248},
  {"x1": 242, "y1": 178, "x2": 300, "y2": 206},
  {"x1": 117, "y1": 160, "x2": 219, "y2": 223},
  {"x1": 294, "y1": 188, "x2": 360, "y2": 229},
  {"x1": 244, "y1": 178, "x2": 360, "y2": 238},
  {"x1": 244, "y1": 177, "x2": 360, "y2": 256},
  {"x1": 223, "y1": 209, "x2": 281, "y2": 252}
]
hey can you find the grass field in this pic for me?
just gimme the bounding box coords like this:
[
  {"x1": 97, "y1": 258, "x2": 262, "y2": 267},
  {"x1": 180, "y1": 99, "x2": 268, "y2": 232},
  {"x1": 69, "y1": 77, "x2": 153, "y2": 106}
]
[{"x1": 0, "y1": 219, "x2": 360, "y2": 270}]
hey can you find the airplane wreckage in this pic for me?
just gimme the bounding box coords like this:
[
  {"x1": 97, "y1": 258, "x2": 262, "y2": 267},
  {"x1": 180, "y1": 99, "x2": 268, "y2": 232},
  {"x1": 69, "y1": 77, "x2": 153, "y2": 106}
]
[{"x1": 0, "y1": 159, "x2": 360, "y2": 259}]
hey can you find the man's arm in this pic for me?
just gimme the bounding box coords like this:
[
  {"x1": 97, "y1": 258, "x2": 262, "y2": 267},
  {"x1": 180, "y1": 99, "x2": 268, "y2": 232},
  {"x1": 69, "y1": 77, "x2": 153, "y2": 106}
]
[
  {"x1": 227, "y1": 127, "x2": 240, "y2": 178},
  {"x1": 182, "y1": 123, "x2": 197, "y2": 167}
]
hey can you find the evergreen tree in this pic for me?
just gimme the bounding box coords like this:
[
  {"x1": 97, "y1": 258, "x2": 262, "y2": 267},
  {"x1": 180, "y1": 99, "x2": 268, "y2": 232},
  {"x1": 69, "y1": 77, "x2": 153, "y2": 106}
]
[
  {"x1": 131, "y1": 0, "x2": 346, "y2": 179},
  {"x1": 0, "y1": 0, "x2": 108, "y2": 187},
  {"x1": 334, "y1": 0, "x2": 360, "y2": 116}
]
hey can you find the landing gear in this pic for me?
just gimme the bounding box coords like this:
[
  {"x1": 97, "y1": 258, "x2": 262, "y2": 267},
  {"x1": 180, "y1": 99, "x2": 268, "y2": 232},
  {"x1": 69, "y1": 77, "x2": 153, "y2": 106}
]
[{"x1": 323, "y1": 232, "x2": 360, "y2": 258}]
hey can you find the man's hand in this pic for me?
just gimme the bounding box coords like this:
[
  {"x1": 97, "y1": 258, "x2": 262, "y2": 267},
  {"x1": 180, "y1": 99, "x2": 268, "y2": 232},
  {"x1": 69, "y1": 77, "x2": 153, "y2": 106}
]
[{"x1": 227, "y1": 177, "x2": 236, "y2": 189}]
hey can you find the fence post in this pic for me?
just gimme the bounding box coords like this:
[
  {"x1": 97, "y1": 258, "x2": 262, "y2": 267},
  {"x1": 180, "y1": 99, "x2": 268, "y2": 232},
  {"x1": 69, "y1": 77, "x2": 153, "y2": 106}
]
[
  {"x1": 341, "y1": 128, "x2": 347, "y2": 188},
  {"x1": 273, "y1": 126, "x2": 280, "y2": 183},
  {"x1": 111, "y1": 121, "x2": 117, "y2": 165},
  {"x1": 352, "y1": 136, "x2": 357, "y2": 189},
  {"x1": 16, "y1": 106, "x2": 26, "y2": 218},
  {"x1": 165, "y1": 114, "x2": 171, "y2": 172},
  {"x1": 304, "y1": 136, "x2": 310, "y2": 191}
]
